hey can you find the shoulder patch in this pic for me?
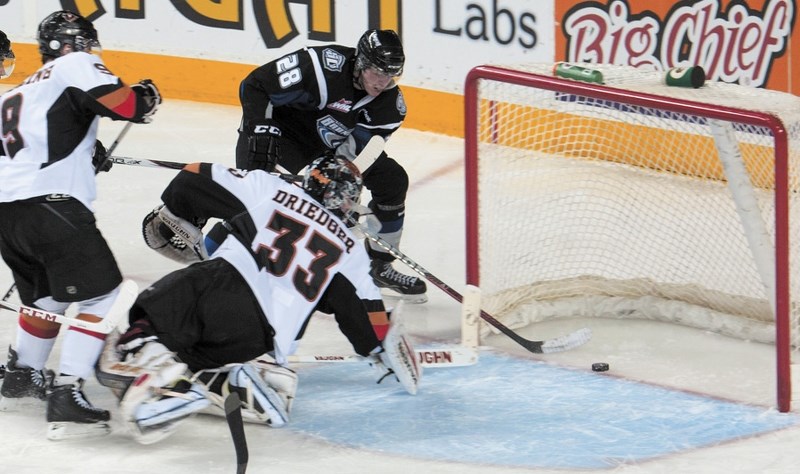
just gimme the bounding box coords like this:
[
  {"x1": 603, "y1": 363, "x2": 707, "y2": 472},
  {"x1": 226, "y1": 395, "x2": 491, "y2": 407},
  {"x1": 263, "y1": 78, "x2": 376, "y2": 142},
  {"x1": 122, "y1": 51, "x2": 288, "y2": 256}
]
[
  {"x1": 321, "y1": 48, "x2": 346, "y2": 72},
  {"x1": 396, "y1": 89, "x2": 407, "y2": 116}
]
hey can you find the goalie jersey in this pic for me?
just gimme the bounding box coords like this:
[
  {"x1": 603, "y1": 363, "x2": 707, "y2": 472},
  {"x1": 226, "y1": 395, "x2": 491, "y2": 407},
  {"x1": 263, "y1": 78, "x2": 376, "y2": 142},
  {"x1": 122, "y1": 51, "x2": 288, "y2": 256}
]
[
  {"x1": 161, "y1": 163, "x2": 384, "y2": 364},
  {"x1": 0, "y1": 52, "x2": 145, "y2": 209}
]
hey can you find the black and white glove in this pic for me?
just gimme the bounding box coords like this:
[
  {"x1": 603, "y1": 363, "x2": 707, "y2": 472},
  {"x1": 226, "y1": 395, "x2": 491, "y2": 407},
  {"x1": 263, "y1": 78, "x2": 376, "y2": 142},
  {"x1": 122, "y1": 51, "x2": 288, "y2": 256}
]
[
  {"x1": 243, "y1": 119, "x2": 282, "y2": 171},
  {"x1": 92, "y1": 139, "x2": 112, "y2": 173},
  {"x1": 131, "y1": 79, "x2": 162, "y2": 124},
  {"x1": 367, "y1": 348, "x2": 397, "y2": 385}
]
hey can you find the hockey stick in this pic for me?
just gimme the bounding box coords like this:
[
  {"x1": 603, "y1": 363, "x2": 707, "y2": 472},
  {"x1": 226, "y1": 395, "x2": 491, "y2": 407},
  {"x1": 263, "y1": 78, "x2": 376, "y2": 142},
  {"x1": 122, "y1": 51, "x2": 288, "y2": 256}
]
[
  {"x1": 354, "y1": 223, "x2": 592, "y2": 354},
  {"x1": 2, "y1": 283, "x2": 14, "y2": 302},
  {"x1": 225, "y1": 392, "x2": 249, "y2": 474},
  {"x1": 95, "y1": 121, "x2": 134, "y2": 172},
  {"x1": 288, "y1": 345, "x2": 477, "y2": 368},
  {"x1": 109, "y1": 155, "x2": 304, "y2": 182},
  {"x1": 0, "y1": 280, "x2": 138, "y2": 334}
]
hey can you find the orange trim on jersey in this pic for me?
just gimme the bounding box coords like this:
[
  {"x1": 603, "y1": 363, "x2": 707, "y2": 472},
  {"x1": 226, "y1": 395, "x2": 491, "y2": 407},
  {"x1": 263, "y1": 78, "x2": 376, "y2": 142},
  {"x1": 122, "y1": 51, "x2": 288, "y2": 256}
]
[
  {"x1": 97, "y1": 86, "x2": 136, "y2": 119},
  {"x1": 183, "y1": 162, "x2": 202, "y2": 173}
]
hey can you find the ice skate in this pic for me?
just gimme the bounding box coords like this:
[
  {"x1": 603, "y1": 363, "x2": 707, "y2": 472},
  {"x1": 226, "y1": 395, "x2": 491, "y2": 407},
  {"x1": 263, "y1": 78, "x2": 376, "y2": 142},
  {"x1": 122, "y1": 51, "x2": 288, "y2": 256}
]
[
  {"x1": 369, "y1": 260, "x2": 427, "y2": 303},
  {"x1": 0, "y1": 347, "x2": 53, "y2": 411},
  {"x1": 46, "y1": 378, "x2": 111, "y2": 440}
]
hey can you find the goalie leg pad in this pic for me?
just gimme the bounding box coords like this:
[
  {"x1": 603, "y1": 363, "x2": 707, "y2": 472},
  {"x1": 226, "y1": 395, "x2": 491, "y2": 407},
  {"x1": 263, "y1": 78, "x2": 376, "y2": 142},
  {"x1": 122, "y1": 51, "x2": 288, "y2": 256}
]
[
  {"x1": 121, "y1": 373, "x2": 210, "y2": 445},
  {"x1": 142, "y1": 205, "x2": 207, "y2": 264},
  {"x1": 226, "y1": 362, "x2": 289, "y2": 427}
]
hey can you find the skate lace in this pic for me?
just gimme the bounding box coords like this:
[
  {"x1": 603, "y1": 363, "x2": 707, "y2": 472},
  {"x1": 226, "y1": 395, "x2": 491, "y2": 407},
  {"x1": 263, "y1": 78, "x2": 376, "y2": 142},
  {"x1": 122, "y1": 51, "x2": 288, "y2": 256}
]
[
  {"x1": 71, "y1": 386, "x2": 105, "y2": 413},
  {"x1": 31, "y1": 368, "x2": 47, "y2": 389},
  {"x1": 379, "y1": 266, "x2": 418, "y2": 287}
]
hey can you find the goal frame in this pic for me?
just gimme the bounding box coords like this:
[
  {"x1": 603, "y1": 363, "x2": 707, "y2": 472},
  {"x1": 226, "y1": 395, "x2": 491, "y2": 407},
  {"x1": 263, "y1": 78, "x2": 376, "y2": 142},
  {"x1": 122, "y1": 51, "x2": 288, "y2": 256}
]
[{"x1": 464, "y1": 65, "x2": 792, "y2": 412}]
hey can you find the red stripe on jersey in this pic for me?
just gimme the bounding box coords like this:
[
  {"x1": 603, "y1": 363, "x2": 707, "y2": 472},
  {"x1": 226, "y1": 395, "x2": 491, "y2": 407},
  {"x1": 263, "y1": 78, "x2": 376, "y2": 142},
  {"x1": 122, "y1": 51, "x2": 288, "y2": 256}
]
[{"x1": 110, "y1": 90, "x2": 137, "y2": 119}]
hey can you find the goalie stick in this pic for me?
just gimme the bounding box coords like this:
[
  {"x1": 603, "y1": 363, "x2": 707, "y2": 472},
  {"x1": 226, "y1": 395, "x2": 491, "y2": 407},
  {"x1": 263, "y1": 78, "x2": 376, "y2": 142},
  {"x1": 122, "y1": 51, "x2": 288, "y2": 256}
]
[
  {"x1": 288, "y1": 345, "x2": 477, "y2": 368},
  {"x1": 0, "y1": 280, "x2": 138, "y2": 334},
  {"x1": 225, "y1": 392, "x2": 249, "y2": 474},
  {"x1": 353, "y1": 221, "x2": 592, "y2": 354}
]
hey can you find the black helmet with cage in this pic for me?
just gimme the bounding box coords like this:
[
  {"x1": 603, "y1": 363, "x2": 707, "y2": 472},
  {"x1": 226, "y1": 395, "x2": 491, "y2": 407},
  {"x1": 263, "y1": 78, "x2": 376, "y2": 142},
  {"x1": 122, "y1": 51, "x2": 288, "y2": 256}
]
[
  {"x1": 1, "y1": 30, "x2": 14, "y2": 79},
  {"x1": 355, "y1": 29, "x2": 405, "y2": 77},
  {"x1": 37, "y1": 10, "x2": 101, "y2": 61},
  {"x1": 303, "y1": 154, "x2": 363, "y2": 221}
]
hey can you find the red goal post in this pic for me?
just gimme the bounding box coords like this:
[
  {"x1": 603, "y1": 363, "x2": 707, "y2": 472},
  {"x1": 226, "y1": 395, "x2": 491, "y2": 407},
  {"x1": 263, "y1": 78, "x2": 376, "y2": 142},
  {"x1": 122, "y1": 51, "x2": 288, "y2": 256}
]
[{"x1": 464, "y1": 64, "x2": 798, "y2": 412}]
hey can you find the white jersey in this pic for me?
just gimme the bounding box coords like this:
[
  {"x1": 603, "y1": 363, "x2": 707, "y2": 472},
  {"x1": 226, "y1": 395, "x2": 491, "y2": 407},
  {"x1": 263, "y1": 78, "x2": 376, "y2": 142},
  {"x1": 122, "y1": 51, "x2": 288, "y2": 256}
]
[
  {"x1": 0, "y1": 52, "x2": 123, "y2": 209},
  {"x1": 178, "y1": 163, "x2": 382, "y2": 363}
]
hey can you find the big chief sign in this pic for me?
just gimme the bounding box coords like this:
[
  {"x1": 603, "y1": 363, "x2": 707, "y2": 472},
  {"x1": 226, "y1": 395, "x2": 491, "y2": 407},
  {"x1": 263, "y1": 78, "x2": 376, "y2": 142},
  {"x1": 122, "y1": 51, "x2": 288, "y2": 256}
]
[{"x1": 557, "y1": 0, "x2": 796, "y2": 92}]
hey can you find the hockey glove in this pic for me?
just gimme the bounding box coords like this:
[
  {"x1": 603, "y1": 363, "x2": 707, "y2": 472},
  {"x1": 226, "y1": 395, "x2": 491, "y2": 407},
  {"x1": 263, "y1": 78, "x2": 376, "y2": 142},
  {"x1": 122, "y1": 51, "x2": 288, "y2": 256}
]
[
  {"x1": 131, "y1": 79, "x2": 162, "y2": 124},
  {"x1": 142, "y1": 205, "x2": 208, "y2": 264},
  {"x1": 243, "y1": 119, "x2": 282, "y2": 171},
  {"x1": 92, "y1": 139, "x2": 112, "y2": 173}
]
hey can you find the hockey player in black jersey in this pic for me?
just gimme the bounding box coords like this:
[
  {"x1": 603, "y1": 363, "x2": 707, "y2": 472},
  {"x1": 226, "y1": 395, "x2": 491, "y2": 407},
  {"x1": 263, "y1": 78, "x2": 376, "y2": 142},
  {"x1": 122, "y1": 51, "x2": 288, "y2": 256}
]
[
  {"x1": 207, "y1": 29, "x2": 427, "y2": 302},
  {"x1": 97, "y1": 155, "x2": 421, "y2": 444},
  {"x1": 0, "y1": 11, "x2": 161, "y2": 440},
  {"x1": 0, "y1": 30, "x2": 14, "y2": 79}
]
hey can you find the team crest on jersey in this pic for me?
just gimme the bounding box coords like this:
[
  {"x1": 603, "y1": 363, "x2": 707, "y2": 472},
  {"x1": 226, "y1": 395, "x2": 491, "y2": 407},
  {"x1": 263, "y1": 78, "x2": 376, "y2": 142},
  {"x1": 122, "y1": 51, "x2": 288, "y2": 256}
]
[
  {"x1": 396, "y1": 90, "x2": 407, "y2": 115},
  {"x1": 327, "y1": 99, "x2": 353, "y2": 113},
  {"x1": 321, "y1": 48, "x2": 345, "y2": 72},
  {"x1": 317, "y1": 116, "x2": 349, "y2": 148}
]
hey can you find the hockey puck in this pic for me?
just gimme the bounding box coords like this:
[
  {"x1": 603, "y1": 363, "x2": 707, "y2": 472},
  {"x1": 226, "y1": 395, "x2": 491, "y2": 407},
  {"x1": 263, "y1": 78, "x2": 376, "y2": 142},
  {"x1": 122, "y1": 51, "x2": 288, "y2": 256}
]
[{"x1": 591, "y1": 362, "x2": 609, "y2": 372}]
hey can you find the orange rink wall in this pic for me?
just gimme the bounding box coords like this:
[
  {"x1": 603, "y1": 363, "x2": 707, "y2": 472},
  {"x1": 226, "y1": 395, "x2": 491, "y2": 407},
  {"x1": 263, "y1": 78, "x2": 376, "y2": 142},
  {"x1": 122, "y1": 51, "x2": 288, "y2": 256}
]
[
  {"x1": 5, "y1": 0, "x2": 799, "y2": 139},
  {"x1": 5, "y1": 43, "x2": 464, "y2": 138}
]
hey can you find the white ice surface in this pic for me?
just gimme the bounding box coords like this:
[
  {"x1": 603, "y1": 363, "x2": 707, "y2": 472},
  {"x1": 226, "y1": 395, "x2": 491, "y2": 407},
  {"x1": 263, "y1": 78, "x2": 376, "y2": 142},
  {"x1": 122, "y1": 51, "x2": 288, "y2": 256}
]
[{"x1": 1, "y1": 92, "x2": 799, "y2": 473}]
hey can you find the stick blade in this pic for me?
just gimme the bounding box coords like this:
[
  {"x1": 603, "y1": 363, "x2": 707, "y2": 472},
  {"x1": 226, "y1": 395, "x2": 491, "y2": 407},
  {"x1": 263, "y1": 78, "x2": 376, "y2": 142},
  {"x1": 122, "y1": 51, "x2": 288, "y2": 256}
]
[
  {"x1": 225, "y1": 392, "x2": 249, "y2": 473},
  {"x1": 540, "y1": 327, "x2": 592, "y2": 353}
]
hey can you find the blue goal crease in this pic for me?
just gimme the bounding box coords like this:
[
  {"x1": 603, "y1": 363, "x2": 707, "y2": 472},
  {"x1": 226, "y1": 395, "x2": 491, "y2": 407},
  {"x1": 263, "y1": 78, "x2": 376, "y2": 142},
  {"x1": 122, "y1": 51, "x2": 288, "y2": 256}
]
[{"x1": 288, "y1": 351, "x2": 800, "y2": 470}]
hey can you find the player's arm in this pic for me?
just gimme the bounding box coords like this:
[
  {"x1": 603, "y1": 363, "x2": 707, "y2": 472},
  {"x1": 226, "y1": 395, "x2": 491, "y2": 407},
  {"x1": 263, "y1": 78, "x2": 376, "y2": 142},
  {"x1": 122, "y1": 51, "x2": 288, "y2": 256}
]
[
  {"x1": 314, "y1": 273, "x2": 386, "y2": 355},
  {"x1": 81, "y1": 79, "x2": 161, "y2": 124}
]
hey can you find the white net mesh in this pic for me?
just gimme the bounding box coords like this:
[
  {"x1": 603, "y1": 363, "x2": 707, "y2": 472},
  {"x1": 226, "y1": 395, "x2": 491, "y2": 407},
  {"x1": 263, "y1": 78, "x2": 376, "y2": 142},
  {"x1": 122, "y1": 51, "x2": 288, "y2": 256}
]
[{"x1": 469, "y1": 64, "x2": 800, "y2": 356}]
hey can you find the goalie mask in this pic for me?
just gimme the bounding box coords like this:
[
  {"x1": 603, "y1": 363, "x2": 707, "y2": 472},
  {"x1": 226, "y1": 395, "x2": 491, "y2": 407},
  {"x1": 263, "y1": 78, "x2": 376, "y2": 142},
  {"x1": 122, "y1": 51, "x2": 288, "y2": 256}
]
[
  {"x1": 37, "y1": 10, "x2": 101, "y2": 60},
  {"x1": 302, "y1": 155, "x2": 363, "y2": 221}
]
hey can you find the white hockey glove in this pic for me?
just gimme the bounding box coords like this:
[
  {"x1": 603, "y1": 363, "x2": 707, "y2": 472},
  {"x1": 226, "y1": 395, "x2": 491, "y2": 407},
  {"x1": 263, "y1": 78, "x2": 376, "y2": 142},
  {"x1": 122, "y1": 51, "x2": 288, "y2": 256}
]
[
  {"x1": 131, "y1": 79, "x2": 162, "y2": 123},
  {"x1": 367, "y1": 320, "x2": 422, "y2": 395},
  {"x1": 142, "y1": 204, "x2": 208, "y2": 264}
]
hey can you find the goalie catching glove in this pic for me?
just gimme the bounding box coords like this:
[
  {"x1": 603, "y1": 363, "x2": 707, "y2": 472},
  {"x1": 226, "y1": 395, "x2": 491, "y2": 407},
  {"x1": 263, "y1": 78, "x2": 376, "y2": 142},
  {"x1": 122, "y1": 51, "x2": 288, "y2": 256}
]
[
  {"x1": 242, "y1": 119, "x2": 282, "y2": 171},
  {"x1": 142, "y1": 204, "x2": 208, "y2": 264}
]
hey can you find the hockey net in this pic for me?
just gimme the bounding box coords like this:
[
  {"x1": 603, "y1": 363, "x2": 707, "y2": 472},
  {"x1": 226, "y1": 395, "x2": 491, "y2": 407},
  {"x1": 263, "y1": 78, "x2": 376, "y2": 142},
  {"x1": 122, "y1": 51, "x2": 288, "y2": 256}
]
[{"x1": 464, "y1": 63, "x2": 800, "y2": 412}]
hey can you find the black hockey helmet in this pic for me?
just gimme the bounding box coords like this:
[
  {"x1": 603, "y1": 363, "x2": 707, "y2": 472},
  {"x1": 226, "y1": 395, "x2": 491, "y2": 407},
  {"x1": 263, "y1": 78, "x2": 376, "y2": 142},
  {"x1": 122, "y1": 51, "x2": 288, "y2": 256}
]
[
  {"x1": 355, "y1": 29, "x2": 405, "y2": 77},
  {"x1": 303, "y1": 154, "x2": 363, "y2": 221},
  {"x1": 37, "y1": 10, "x2": 101, "y2": 60},
  {"x1": 0, "y1": 30, "x2": 14, "y2": 79}
]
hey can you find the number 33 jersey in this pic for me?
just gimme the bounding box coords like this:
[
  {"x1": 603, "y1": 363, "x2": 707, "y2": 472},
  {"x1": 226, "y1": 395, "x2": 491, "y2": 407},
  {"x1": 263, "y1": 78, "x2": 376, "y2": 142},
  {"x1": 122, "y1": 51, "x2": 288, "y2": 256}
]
[{"x1": 162, "y1": 162, "x2": 383, "y2": 363}]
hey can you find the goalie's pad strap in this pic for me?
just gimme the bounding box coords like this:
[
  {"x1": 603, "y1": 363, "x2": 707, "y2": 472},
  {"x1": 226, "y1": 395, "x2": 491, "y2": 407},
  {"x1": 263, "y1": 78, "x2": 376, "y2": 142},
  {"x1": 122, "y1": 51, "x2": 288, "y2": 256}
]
[{"x1": 380, "y1": 321, "x2": 422, "y2": 395}]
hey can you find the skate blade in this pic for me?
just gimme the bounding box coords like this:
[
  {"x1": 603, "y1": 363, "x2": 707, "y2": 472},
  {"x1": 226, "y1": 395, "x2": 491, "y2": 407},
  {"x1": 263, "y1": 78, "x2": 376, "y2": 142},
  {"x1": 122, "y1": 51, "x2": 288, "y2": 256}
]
[
  {"x1": 47, "y1": 421, "x2": 111, "y2": 441},
  {"x1": 128, "y1": 418, "x2": 181, "y2": 445},
  {"x1": 380, "y1": 289, "x2": 428, "y2": 304}
]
